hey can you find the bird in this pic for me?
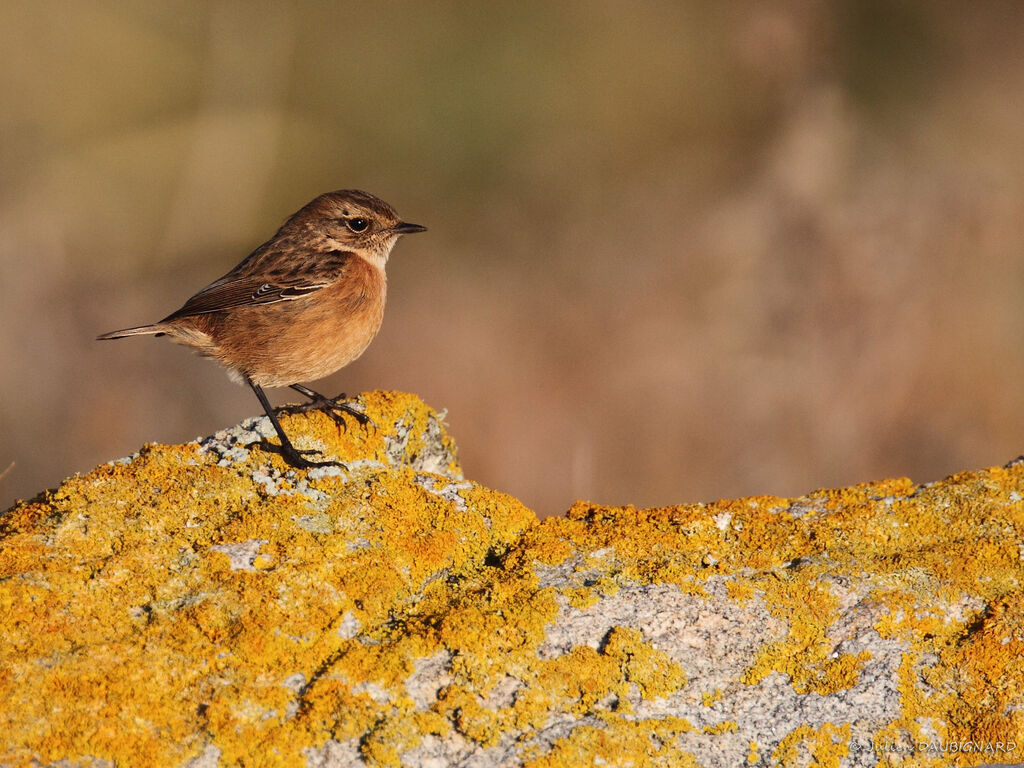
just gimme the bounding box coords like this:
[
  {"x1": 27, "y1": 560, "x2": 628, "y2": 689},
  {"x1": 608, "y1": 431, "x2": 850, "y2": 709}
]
[{"x1": 98, "y1": 189, "x2": 426, "y2": 469}]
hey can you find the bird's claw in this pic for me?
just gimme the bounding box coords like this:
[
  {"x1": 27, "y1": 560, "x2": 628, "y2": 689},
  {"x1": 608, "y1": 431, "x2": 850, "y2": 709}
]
[
  {"x1": 278, "y1": 393, "x2": 376, "y2": 431},
  {"x1": 278, "y1": 444, "x2": 341, "y2": 469}
]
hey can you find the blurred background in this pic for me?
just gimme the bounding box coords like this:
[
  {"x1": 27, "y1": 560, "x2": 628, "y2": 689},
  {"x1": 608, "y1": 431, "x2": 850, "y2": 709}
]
[{"x1": 3, "y1": 1, "x2": 1024, "y2": 517}]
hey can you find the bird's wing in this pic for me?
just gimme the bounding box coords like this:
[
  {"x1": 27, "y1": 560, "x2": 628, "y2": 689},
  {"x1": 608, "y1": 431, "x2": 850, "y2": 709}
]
[
  {"x1": 161, "y1": 250, "x2": 354, "y2": 320},
  {"x1": 161, "y1": 278, "x2": 328, "y2": 319}
]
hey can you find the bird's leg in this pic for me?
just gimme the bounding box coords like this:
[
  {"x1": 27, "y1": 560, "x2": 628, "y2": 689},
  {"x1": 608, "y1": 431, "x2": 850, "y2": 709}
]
[
  {"x1": 278, "y1": 383, "x2": 375, "y2": 429},
  {"x1": 247, "y1": 378, "x2": 339, "y2": 469}
]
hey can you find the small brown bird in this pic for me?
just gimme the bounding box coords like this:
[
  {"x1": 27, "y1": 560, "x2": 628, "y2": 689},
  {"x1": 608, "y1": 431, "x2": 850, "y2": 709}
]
[{"x1": 98, "y1": 189, "x2": 426, "y2": 468}]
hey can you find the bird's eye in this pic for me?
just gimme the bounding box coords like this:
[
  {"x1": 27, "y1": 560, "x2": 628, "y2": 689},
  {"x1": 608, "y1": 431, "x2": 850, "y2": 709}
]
[{"x1": 347, "y1": 217, "x2": 369, "y2": 233}]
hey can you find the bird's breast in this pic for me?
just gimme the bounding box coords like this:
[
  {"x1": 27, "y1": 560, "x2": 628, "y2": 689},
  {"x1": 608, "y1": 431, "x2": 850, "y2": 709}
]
[{"x1": 201, "y1": 259, "x2": 388, "y2": 387}]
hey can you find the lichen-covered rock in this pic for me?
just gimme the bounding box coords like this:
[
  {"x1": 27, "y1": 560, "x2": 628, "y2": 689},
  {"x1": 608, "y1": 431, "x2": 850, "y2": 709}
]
[{"x1": 2, "y1": 392, "x2": 1023, "y2": 767}]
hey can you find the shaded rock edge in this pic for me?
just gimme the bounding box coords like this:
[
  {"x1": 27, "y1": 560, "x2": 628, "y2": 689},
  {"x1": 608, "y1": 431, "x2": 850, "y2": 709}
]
[{"x1": 2, "y1": 391, "x2": 1023, "y2": 768}]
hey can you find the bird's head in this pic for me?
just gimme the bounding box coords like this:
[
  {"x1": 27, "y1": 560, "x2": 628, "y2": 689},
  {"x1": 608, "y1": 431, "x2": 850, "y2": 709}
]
[{"x1": 287, "y1": 189, "x2": 426, "y2": 267}]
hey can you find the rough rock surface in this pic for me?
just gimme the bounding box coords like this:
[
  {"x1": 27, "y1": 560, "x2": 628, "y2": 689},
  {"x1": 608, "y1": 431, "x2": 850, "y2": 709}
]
[{"x1": 2, "y1": 391, "x2": 1023, "y2": 767}]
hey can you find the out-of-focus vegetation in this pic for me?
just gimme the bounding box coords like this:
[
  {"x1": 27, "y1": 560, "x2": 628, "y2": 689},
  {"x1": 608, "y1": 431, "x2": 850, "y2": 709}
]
[{"x1": 3, "y1": 1, "x2": 1024, "y2": 515}]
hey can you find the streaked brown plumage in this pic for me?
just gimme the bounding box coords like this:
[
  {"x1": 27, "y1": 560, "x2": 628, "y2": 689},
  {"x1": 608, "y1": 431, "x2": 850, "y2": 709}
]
[{"x1": 98, "y1": 189, "x2": 426, "y2": 468}]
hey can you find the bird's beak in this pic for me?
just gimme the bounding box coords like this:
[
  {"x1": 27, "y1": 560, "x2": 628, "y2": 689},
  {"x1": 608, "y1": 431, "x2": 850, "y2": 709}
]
[{"x1": 393, "y1": 222, "x2": 427, "y2": 235}]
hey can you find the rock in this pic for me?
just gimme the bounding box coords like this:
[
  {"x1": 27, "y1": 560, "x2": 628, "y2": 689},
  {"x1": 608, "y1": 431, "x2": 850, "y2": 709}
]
[{"x1": 2, "y1": 392, "x2": 1023, "y2": 767}]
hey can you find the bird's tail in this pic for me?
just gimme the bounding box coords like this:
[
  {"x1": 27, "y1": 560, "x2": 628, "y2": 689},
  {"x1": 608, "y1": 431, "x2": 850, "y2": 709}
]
[{"x1": 96, "y1": 323, "x2": 166, "y2": 341}]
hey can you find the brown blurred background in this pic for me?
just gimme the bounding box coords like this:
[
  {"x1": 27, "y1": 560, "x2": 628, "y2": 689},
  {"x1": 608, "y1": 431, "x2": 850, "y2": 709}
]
[{"x1": 3, "y1": 1, "x2": 1024, "y2": 517}]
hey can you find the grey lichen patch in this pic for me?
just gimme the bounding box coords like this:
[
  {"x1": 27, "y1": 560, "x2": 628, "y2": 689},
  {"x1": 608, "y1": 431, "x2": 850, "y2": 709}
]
[
  {"x1": 384, "y1": 410, "x2": 461, "y2": 480},
  {"x1": 197, "y1": 415, "x2": 277, "y2": 464},
  {"x1": 336, "y1": 611, "x2": 361, "y2": 639},
  {"x1": 292, "y1": 512, "x2": 334, "y2": 534},
  {"x1": 209, "y1": 539, "x2": 270, "y2": 571},
  {"x1": 303, "y1": 738, "x2": 362, "y2": 768},
  {"x1": 180, "y1": 744, "x2": 221, "y2": 768},
  {"x1": 405, "y1": 650, "x2": 453, "y2": 710},
  {"x1": 527, "y1": 575, "x2": 910, "y2": 766},
  {"x1": 413, "y1": 474, "x2": 475, "y2": 514}
]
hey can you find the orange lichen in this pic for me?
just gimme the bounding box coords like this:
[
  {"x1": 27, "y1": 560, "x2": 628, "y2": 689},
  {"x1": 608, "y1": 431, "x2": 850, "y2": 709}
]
[
  {"x1": 602, "y1": 626, "x2": 687, "y2": 700},
  {"x1": 702, "y1": 689, "x2": 723, "y2": 707},
  {"x1": 746, "y1": 740, "x2": 761, "y2": 764},
  {"x1": 521, "y1": 717, "x2": 698, "y2": 768},
  {"x1": 3, "y1": 393, "x2": 1024, "y2": 766},
  {"x1": 940, "y1": 592, "x2": 1024, "y2": 748},
  {"x1": 772, "y1": 723, "x2": 852, "y2": 768},
  {"x1": 702, "y1": 721, "x2": 738, "y2": 735}
]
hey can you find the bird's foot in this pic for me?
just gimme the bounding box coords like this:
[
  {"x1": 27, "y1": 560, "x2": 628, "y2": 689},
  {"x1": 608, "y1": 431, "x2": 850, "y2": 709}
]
[
  {"x1": 266, "y1": 442, "x2": 341, "y2": 470},
  {"x1": 278, "y1": 390, "x2": 376, "y2": 430}
]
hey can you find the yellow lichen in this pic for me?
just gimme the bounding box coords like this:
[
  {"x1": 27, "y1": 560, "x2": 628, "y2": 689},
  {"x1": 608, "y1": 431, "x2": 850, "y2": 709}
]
[
  {"x1": 702, "y1": 721, "x2": 738, "y2": 735},
  {"x1": 0, "y1": 392, "x2": 533, "y2": 767},
  {"x1": 701, "y1": 689, "x2": 723, "y2": 707},
  {"x1": 566, "y1": 586, "x2": 601, "y2": 609},
  {"x1": 601, "y1": 626, "x2": 687, "y2": 700},
  {"x1": 772, "y1": 723, "x2": 852, "y2": 768},
  {"x1": 746, "y1": 740, "x2": 760, "y2": 764},
  {"x1": 521, "y1": 718, "x2": 698, "y2": 768},
  {"x1": 3, "y1": 394, "x2": 1024, "y2": 766},
  {"x1": 726, "y1": 579, "x2": 756, "y2": 604}
]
